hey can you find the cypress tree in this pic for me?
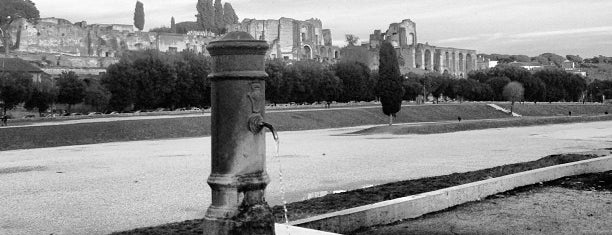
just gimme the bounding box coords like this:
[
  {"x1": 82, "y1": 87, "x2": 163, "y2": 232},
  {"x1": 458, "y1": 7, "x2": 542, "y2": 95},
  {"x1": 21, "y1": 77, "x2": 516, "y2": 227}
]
[
  {"x1": 376, "y1": 41, "x2": 405, "y2": 125},
  {"x1": 213, "y1": 0, "x2": 224, "y2": 34},
  {"x1": 222, "y1": 2, "x2": 239, "y2": 26},
  {"x1": 196, "y1": 0, "x2": 215, "y2": 31},
  {"x1": 170, "y1": 17, "x2": 176, "y2": 33},
  {"x1": 133, "y1": 1, "x2": 145, "y2": 31}
]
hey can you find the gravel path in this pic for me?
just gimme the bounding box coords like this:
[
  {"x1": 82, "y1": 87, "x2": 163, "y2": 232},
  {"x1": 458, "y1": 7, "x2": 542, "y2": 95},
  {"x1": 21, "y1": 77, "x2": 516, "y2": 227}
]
[{"x1": 1, "y1": 121, "x2": 612, "y2": 234}]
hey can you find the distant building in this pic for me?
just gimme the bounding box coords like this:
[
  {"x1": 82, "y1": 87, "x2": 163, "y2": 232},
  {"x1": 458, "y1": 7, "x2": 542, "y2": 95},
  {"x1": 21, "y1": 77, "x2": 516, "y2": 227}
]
[
  {"x1": 477, "y1": 55, "x2": 498, "y2": 70},
  {"x1": 562, "y1": 60, "x2": 576, "y2": 71},
  {"x1": 0, "y1": 57, "x2": 49, "y2": 83},
  {"x1": 508, "y1": 62, "x2": 543, "y2": 71}
]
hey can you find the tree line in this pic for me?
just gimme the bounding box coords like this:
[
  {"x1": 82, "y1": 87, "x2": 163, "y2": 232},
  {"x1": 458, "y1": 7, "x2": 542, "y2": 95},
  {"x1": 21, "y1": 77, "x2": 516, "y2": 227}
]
[
  {"x1": 147, "y1": 0, "x2": 239, "y2": 35},
  {"x1": 3, "y1": 51, "x2": 611, "y2": 117},
  {"x1": 0, "y1": 70, "x2": 110, "y2": 116}
]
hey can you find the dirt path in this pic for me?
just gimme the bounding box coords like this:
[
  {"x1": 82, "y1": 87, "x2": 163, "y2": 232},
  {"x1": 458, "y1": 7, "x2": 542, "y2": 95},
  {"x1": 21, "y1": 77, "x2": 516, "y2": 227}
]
[{"x1": 355, "y1": 172, "x2": 612, "y2": 235}]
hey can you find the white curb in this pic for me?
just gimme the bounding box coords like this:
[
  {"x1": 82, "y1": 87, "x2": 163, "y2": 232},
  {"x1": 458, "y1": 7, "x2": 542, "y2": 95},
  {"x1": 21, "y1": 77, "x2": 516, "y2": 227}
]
[{"x1": 290, "y1": 156, "x2": 612, "y2": 234}]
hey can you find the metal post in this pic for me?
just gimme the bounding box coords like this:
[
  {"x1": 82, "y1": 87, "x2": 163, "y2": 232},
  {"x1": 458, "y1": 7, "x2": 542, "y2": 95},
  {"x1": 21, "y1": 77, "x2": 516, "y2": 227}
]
[{"x1": 203, "y1": 31, "x2": 275, "y2": 235}]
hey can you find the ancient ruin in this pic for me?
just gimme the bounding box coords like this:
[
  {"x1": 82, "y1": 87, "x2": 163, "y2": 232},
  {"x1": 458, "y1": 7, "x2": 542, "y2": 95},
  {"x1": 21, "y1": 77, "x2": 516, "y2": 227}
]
[
  {"x1": 5, "y1": 16, "x2": 340, "y2": 77},
  {"x1": 365, "y1": 19, "x2": 477, "y2": 77},
  {"x1": 5, "y1": 17, "x2": 217, "y2": 76},
  {"x1": 228, "y1": 18, "x2": 340, "y2": 62}
]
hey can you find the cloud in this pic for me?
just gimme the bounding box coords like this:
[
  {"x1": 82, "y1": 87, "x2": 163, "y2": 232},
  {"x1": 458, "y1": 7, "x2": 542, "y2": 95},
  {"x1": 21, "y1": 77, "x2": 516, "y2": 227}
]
[
  {"x1": 511, "y1": 26, "x2": 612, "y2": 39},
  {"x1": 435, "y1": 36, "x2": 479, "y2": 44}
]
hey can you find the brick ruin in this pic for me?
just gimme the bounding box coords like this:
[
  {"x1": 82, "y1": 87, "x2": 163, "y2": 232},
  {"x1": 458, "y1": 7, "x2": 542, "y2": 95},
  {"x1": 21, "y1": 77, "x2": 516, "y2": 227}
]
[
  {"x1": 228, "y1": 17, "x2": 340, "y2": 62},
  {"x1": 366, "y1": 19, "x2": 478, "y2": 77},
  {"x1": 6, "y1": 17, "x2": 340, "y2": 77},
  {"x1": 6, "y1": 17, "x2": 217, "y2": 76},
  {"x1": 7, "y1": 17, "x2": 474, "y2": 78}
]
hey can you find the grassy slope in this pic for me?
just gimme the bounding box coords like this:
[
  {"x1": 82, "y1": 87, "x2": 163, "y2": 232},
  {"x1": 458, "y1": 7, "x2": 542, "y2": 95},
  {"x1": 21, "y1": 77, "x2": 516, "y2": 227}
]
[
  {"x1": 0, "y1": 104, "x2": 508, "y2": 151},
  {"x1": 1, "y1": 103, "x2": 611, "y2": 151}
]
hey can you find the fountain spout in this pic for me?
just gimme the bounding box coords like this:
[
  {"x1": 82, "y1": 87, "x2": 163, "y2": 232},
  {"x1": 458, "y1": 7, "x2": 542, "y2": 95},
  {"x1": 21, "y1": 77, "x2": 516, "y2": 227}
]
[{"x1": 260, "y1": 122, "x2": 278, "y2": 141}]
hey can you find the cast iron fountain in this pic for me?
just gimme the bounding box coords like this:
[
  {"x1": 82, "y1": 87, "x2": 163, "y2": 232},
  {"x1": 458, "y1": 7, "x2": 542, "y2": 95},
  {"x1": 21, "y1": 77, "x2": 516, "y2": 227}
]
[{"x1": 202, "y1": 31, "x2": 277, "y2": 235}]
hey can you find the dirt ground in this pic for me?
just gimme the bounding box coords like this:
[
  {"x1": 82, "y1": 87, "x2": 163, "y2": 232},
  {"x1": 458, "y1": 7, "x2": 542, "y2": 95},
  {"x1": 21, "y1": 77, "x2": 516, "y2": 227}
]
[{"x1": 354, "y1": 171, "x2": 612, "y2": 235}]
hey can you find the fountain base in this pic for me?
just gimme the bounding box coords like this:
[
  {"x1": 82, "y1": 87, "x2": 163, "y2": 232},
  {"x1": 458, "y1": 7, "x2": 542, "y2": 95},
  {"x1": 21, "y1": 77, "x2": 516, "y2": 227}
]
[{"x1": 203, "y1": 202, "x2": 275, "y2": 235}]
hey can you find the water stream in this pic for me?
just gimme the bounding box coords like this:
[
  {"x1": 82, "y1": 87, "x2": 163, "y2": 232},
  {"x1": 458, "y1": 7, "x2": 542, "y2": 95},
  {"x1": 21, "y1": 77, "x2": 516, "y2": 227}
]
[
  {"x1": 273, "y1": 133, "x2": 291, "y2": 235},
  {"x1": 274, "y1": 137, "x2": 290, "y2": 225}
]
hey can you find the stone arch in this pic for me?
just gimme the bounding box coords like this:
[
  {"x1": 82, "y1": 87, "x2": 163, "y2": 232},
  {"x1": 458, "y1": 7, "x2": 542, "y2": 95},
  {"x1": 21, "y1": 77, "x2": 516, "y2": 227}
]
[
  {"x1": 434, "y1": 50, "x2": 441, "y2": 72},
  {"x1": 334, "y1": 50, "x2": 339, "y2": 59},
  {"x1": 424, "y1": 49, "x2": 432, "y2": 70},
  {"x1": 408, "y1": 33, "x2": 415, "y2": 46},
  {"x1": 415, "y1": 49, "x2": 423, "y2": 69},
  {"x1": 459, "y1": 53, "x2": 464, "y2": 72},
  {"x1": 466, "y1": 53, "x2": 474, "y2": 71},
  {"x1": 452, "y1": 52, "x2": 456, "y2": 73},
  {"x1": 445, "y1": 51, "x2": 450, "y2": 70},
  {"x1": 303, "y1": 45, "x2": 312, "y2": 60}
]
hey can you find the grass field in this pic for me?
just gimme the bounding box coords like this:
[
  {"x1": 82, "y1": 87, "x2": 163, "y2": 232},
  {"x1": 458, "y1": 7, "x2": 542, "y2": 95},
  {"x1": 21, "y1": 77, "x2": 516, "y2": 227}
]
[{"x1": 1, "y1": 103, "x2": 611, "y2": 151}]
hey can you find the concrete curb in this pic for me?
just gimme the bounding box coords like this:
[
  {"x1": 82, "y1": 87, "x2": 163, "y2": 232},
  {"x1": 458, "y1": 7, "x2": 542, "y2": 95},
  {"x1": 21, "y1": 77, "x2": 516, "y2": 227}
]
[
  {"x1": 275, "y1": 223, "x2": 339, "y2": 234},
  {"x1": 290, "y1": 156, "x2": 612, "y2": 234}
]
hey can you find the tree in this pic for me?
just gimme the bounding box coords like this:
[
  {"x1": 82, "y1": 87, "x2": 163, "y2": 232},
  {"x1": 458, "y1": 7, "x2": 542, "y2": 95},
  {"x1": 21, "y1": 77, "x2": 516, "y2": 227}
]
[
  {"x1": 376, "y1": 41, "x2": 405, "y2": 125},
  {"x1": 566, "y1": 55, "x2": 583, "y2": 63},
  {"x1": 345, "y1": 34, "x2": 359, "y2": 46},
  {"x1": 103, "y1": 61, "x2": 137, "y2": 111},
  {"x1": 0, "y1": 71, "x2": 33, "y2": 115},
  {"x1": 196, "y1": 0, "x2": 215, "y2": 31},
  {"x1": 103, "y1": 50, "x2": 212, "y2": 111},
  {"x1": 0, "y1": 0, "x2": 39, "y2": 55},
  {"x1": 534, "y1": 53, "x2": 565, "y2": 67},
  {"x1": 24, "y1": 79, "x2": 56, "y2": 116},
  {"x1": 170, "y1": 17, "x2": 176, "y2": 33},
  {"x1": 133, "y1": 1, "x2": 145, "y2": 31},
  {"x1": 213, "y1": 0, "x2": 224, "y2": 34},
  {"x1": 222, "y1": 3, "x2": 239, "y2": 26},
  {"x1": 149, "y1": 27, "x2": 173, "y2": 33},
  {"x1": 175, "y1": 21, "x2": 202, "y2": 34},
  {"x1": 334, "y1": 61, "x2": 370, "y2": 102},
  {"x1": 486, "y1": 76, "x2": 511, "y2": 101},
  {"x1": 83, "y1": 79, "x2": 111, "y2": 111},
  {"x1": 428, "y1": 73, "x2": 448, "y2": 103},
  {"x1": 339, "y1": 45, "x2": 371, "y2": 66},
  {"x1": 56, "y1": 71, "x2": 86, "y2": 112},
  {"x1": 503, "y1": 81, "x2": 524, "y2": 115},
  {"x1": 402, "y1": 77, "x2": 423, "y2": 101}
]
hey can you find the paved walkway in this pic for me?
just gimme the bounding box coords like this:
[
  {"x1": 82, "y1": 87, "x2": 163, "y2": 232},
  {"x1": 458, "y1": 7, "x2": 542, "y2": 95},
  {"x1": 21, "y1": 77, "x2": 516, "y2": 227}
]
[{"x1": 1, "y1": 121, "x2": 612, "y2": 234}]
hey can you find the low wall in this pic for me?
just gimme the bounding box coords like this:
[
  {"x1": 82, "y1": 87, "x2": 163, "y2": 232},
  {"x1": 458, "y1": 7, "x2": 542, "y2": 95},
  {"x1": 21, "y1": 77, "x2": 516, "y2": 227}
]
[{"x1": 291, "y1": 156, "x2": 612, "y2": 233}]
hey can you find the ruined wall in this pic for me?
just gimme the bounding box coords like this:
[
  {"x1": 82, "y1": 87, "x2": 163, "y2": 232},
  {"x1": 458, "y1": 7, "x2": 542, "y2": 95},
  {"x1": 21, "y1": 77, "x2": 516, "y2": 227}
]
[
  {"x1": 230, "y1": 17, "x2": 337, "y2": 61},
  {"x1": 9, "y1": 18, "x2": 216, "y2": 68},
  {"x1": 322, "y1": 29, "x2": 332, "y2": 46},
  {"x1": 14, "y1": 19, "x2": 89, "y2": 56},
  {"x1": 385, "y1": 19, "x2": 417, "y2": 48},
  {"x1": 278, "y1": 17, "x2": 295, "y2": 59},
  {"x1": 366, "y1": 19, "x2": 476, "y2": 77}
]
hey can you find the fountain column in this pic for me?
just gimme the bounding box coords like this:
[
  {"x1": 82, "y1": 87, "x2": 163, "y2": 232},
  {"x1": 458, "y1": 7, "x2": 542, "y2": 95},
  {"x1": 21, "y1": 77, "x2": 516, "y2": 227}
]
[{"x1": 203, "y1": 31, "x2": 275, "y2": 235}]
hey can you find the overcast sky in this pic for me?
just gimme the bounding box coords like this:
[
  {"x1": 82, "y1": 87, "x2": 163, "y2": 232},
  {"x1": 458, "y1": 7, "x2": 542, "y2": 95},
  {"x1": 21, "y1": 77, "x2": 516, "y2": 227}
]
[{"x1": 35, "y1": 0, "x2": 612, "y2": 57}]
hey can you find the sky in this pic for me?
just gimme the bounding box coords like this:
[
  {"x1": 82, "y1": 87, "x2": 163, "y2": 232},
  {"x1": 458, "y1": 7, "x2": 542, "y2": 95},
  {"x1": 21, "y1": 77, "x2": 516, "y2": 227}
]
[{"x1": 35, "y1": 0, "x2": 612, "y2": 57}]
